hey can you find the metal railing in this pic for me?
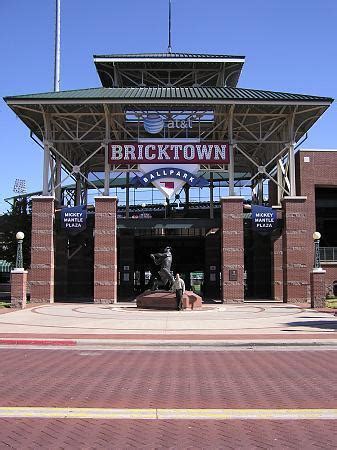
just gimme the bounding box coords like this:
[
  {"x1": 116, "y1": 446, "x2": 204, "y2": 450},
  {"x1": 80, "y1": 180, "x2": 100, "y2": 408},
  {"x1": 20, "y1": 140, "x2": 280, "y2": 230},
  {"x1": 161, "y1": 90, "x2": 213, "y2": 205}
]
[{"x1": 320, "y1": 247, "x2": 337, "y2": 262}]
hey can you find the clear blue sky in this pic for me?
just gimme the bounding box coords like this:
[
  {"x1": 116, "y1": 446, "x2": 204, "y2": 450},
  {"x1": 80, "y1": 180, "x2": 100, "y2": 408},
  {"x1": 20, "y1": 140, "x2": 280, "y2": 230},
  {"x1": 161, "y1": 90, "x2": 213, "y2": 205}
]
[{"x1": 1, "y1": 0, "x2": 336, "y2": 212}]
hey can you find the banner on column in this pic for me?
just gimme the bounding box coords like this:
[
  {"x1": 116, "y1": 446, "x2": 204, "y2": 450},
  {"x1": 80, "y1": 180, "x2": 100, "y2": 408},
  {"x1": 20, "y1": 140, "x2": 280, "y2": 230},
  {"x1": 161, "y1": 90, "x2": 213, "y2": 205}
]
[
  {"x1": 251, "y1": 205, "x2": 276, "y2": 234},
  {"x1": 61, "y1": 205, "x2": 87, "y2": 232}
]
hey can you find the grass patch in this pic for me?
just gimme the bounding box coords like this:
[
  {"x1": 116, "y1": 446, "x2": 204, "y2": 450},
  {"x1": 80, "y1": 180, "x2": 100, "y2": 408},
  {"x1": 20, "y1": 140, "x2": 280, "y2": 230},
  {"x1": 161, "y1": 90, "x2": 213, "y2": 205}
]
[
  {"x1": 326, "y1": 299, "x2": 337, "y2": 309},
  {"x1": 0, "y1": 302, "x2": 11, "y2": 308}
]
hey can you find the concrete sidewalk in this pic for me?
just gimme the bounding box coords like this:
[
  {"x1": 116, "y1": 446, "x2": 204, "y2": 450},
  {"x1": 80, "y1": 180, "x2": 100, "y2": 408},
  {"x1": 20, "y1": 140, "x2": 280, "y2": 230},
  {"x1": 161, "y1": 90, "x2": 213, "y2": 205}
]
[{"x1": 0, "y1": 302, "x2": 336, "y2": 347}]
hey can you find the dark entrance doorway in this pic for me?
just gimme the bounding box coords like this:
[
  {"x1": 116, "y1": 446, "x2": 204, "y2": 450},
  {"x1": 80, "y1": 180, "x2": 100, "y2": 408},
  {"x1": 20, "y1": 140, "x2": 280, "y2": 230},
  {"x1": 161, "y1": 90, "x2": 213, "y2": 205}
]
[
  {"x1": 54, "y1": 213, "x2": 94, "y2": 302},
  {"x1": 244, "y1": 218, "x2": 272, "y2": 300}
]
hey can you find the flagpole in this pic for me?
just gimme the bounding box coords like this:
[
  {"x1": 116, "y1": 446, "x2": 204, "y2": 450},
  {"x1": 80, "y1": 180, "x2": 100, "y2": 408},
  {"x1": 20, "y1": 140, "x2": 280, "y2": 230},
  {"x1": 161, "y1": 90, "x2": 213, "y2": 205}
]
[
  {"x1": 54, "y1": 0, "x2": 62, "y2": 203},
  {"x1": 54, "y1": 0, "x2": 61, "y2": 92},
  {"x1": 168, "y1": 0, "x2": 172, "y2": 53}
]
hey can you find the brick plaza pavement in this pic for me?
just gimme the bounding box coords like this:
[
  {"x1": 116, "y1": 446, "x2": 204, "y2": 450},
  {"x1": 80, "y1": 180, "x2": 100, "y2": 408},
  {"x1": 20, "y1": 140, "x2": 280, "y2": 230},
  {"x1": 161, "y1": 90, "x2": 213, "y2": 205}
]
[
  {"x1": 0, "y1": 348, "x2": 336, "y2": 448},
  {"x1": 1, "y1": 418, "x2": 336, "y2": 449},
  {"x1": 0, "y1": 303, "x2": 336, "y2": 448},
  {"x1": 1, "y1": 349, "x2": 337, "y2": 409}
]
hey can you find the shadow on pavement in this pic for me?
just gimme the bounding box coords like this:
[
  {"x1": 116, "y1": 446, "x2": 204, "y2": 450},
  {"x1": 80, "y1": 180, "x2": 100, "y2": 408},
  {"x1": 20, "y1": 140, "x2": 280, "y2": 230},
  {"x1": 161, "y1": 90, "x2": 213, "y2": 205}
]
[{"x1": 286, "y1": 320, "x2": 337, "y2": 331}]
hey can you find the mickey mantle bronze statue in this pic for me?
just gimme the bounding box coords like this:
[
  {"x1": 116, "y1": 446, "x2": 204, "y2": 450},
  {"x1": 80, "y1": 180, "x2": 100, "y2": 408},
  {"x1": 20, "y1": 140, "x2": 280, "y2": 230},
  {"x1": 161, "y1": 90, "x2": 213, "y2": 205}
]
[{"x1": 149, "y1": 246, "x2": 174, "y2": 291}]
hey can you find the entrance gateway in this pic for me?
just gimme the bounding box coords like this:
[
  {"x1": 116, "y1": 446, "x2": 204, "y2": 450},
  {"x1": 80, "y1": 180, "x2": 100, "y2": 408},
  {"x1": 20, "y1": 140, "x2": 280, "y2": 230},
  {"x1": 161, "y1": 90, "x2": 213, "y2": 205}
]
[{"x1": 4, "y1": 53, "x2": 333, "y2": 303}]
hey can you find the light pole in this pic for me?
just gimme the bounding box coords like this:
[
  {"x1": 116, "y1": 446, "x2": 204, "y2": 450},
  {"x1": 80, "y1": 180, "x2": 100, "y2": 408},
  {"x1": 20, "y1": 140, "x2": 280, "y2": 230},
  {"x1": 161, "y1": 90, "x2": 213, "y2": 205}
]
[
  {"x1": 15, "y1": 232, "x2": 25, "y2": 269},
  {"x1": 313, "y1": 231, "x2": 321, "y2": 270}
]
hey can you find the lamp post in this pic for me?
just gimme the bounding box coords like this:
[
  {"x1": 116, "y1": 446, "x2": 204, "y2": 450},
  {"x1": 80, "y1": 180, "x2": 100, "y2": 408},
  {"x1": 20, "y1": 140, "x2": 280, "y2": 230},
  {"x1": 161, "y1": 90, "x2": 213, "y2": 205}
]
[
  {"x1": 310, "y1": 231, "x2": 326, "y2": 309},
  {"x1": 11, "y1": 232, "x2": 27, "y2": 309},
  {"x1": 313, "y1": 231, "x2": 321, "y2": 270},
  {"x1": 15, "y1": 232, "x2": 25, "y2": 269}
]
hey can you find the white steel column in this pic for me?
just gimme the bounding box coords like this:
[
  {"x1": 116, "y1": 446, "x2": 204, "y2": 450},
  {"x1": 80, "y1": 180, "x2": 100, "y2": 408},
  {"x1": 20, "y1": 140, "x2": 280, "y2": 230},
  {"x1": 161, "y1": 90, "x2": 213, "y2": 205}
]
[
  {"x1": 43, "y1": 143, "x2": 50, "y2": 195},
  {"x1": 228, "y1": 106, "x2": 235, "y2": 196},
  {"x1": 75, "y1": 176, "x2": 81, "y2": 206},
  {"x1": 42, "y1": 112, "x2": 52, "y2": 196},
  {"x1": 277, "y1": 160, "x2": 283, "y2": 205},
  {"x1": 210, "y1": 172, "x2": 214, "y2": 219},
  {"x1": 55, "y1": 157, "x2": 62, "y2": 203},
  {"x1": 258, "y1": 177, "x2": 263, "y2": 204},
  {"x1": 104, "y1": 146, "x2": 110, "y2": 196},
  {"x1": 125, "y1": 172, "x2": 130, "y2": 219},
  {"x1": 104, "y1": 106, "x2": 111, "y2": 196},
  {"x1": 288, "y1": 113, "x2": 296, "y2": 197},
  {"x1": 288, "y1": 143, "x2": 296, "y2": 196}
]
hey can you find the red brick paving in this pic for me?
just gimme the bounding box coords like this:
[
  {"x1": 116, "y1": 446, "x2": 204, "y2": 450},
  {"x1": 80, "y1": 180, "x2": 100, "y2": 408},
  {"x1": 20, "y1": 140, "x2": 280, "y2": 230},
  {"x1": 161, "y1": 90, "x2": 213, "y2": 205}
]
[
  {"x1": 0, "y1": 349, "x2": 337, "y2": 409},
  {"x1": 0, "y1": 419, "x2": 336, "y2": 449}
]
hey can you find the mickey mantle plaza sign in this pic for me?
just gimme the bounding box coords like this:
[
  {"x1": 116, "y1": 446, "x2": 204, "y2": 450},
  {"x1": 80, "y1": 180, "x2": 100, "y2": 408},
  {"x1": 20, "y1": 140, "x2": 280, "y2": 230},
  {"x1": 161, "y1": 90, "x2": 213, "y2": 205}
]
[{"x1": 109, "y1": 142, "x2": 229, "y2": 164}]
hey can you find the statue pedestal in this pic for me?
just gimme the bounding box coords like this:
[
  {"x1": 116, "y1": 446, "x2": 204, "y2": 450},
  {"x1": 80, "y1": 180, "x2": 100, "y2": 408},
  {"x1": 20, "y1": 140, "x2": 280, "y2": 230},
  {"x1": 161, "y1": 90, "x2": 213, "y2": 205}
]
[{"x1": 136, "y1": 290, "x2": 202, "y2": 310}]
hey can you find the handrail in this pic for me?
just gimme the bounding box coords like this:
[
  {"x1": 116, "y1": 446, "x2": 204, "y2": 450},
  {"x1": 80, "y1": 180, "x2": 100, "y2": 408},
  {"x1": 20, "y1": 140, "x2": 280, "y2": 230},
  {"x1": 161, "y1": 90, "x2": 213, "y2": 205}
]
[{"x1": 320, "y1": 247, "x2": 337, "y2": 262}]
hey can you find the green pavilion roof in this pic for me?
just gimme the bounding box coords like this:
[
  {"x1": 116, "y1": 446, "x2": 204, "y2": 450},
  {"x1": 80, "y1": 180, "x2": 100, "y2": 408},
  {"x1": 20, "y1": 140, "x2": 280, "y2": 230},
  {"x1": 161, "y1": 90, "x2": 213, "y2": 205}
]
[
  {"x1": 93, "y1": 52, "x2": 245, "y2": 60},
  {"x1": 5, "y1": 87, "x2": 333, "y2": 104}
]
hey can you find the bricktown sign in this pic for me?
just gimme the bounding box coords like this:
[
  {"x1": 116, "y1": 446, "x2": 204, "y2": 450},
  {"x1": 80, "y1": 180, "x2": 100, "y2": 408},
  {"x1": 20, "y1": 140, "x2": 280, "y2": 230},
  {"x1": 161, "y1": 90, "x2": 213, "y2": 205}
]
[
  {"x1": 109, "y1": 142, "x2": 229, "y2": 164},
  {"x1": 110, "y1": 141, "x2": 228, "y2": 197}
]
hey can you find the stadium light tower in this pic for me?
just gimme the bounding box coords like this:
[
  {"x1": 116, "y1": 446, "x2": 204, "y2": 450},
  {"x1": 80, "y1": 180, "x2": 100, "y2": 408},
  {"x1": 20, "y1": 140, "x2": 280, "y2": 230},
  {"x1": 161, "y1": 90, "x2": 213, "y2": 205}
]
[{"x1": 13, "y1": 179, "x2": 27, "y2": 195}]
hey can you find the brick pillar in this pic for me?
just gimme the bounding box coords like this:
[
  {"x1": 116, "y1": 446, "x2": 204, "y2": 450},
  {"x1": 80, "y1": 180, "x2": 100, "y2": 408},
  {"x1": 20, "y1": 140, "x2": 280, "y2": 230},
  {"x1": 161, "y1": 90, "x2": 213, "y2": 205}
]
[
  {"x1": 282, "y1": 196, "x2": 310, "y2": 303},
  {"x1": 221, "y1": 197, "x2": 244, "y2": 303},
  {"x1": 30, "y1": 196, "x2": 54, "y2": 303},
  {"x1": 310, "y1": 269, "x2": 326, "y2": 308},
  {"x1": 272, "y1": 234, "x2": 283, "y2": 301},
  {"x1": 10, "y1": 269, "x2": 28, "y2": 308},
  {"x1": 94, "y1": 196, "x2": 117, "y2": 303}
]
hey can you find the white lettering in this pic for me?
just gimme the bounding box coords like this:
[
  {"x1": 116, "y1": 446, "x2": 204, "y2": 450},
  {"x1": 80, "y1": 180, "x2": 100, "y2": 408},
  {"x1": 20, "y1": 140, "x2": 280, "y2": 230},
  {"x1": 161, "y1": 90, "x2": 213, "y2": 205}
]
[
  {"x1": 111, "y1": 145, "x2": 123, "y2": 160},
  {"x1": 138, "y1": 144, "x2": 143, "y2": 159},
  {"x1": 172, "y1": 145, "x2": 182, "y2": 160},
  {"x1": 158, "y1": 145, "x2": 170, "y2": 160},
  {"x1": 196, "y1": 144, "x2": 212, "y2": 160},
  {"x1": 183, "y1": 145, "x2": 195, "y2": 160},
  {"x1": 214, "y1": 144, "x2": 227, "y2": 160},
  {"x1": 124, "y1": 144, "x2": 136, "y2": 160},
  {"x1": 145, "y1": 145, "x2": 156, "y2": 160}
]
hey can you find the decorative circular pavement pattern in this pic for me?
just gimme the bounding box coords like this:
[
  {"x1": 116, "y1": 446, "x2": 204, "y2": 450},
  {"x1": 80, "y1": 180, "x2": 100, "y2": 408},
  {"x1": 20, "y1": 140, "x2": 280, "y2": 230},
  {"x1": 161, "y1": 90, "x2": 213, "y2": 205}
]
[{"x1": 0, "y1": 303, "x2": 335, "y2": 335}]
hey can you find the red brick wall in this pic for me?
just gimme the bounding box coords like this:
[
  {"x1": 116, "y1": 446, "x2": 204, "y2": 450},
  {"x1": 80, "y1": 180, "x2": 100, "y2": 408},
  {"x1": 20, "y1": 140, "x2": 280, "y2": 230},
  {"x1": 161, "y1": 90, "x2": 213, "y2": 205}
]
[
  {"x1": 310, "y1": 270, "x2": 326, "y2": 308},
  {"x1": 221, "y1": 197, "x2": 244, "y2": 303},
  {"x1": 282, "y1": 196, "x2": 310, "y2": 303},
  {"x1": 296, "y1": 150, "x2": 337, "y2": 295},
  {"x1": 322, "y1": 264, "x2": 337, "y2": 296},
  {"x1": 10, "y1": 270, "x2": 27, "y2": 308},
  {"x1": 94, "y1": 197, "x2": 117, "y2": 303},
  {"x1": 30, "y1": 196, "x2": 55, "y2": 303}
]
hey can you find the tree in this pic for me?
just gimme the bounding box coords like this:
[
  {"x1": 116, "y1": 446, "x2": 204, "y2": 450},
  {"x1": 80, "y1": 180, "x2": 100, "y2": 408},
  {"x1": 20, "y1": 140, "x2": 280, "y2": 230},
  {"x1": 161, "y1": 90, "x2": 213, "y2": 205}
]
[{"x1": 0, "y1": 197, "x2": 32, "y2": 269}]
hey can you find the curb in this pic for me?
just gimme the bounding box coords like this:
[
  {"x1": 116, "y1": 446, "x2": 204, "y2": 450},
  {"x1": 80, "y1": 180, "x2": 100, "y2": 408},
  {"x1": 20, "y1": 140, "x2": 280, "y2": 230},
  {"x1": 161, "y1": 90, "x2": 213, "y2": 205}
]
[
  {"x1": 1, "y1": 338, "x2": 337, "y2": 348},
  {"x1": 0, "y1": 339, "x2": 76, "y2": 346}
]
